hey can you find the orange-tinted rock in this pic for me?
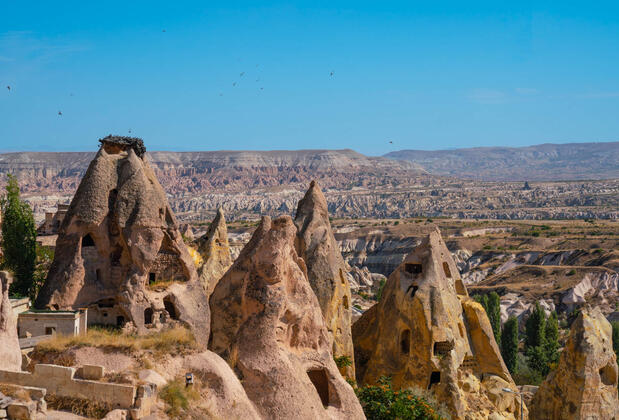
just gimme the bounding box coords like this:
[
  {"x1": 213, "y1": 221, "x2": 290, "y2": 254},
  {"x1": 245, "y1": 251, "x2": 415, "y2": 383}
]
[
  {"x1": 294, "y1": 181, "x2": 354, "y2": 378},
  {"x1": 530, "y1": 306, "x2": 619, "y2": 420},
  {"x1": 353, "y1": 229, "x2": 526, "y2": 420},
  {"x1": 210, "y1": 216, "x2": 364, "y2": 420},
  {"x1": 35, "y1": 136, "x2": 209, "y2": 342}
]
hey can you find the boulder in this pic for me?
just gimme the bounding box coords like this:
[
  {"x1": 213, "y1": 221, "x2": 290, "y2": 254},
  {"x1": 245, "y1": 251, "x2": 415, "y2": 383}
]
[
  {"x1": 35, "y1": 136, "x2": 209, "y2": 342},
  {"x1": 197, "y1": 208, "x2": 233, "y2": 295},
  {"x1": 294, "y1": 181, "x2": 355, "y2": 378},
  {"x1": 210, "y1": 216, "x2": 364, "y2": 420},
  {"x1": 353, "y1": 228, "x2": 526, "y2": 420},
  {"x1": 530, "y1": 306, "x2": 619, "y2": 420},
  {"x1": 0, "y1": 271, "x2": 21, "y2": 371}
]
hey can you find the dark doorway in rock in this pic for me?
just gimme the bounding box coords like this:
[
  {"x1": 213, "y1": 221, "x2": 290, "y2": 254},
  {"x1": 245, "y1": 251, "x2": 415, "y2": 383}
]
[
  {"x1": 144, "y1": 308, "x2": 153, "y2": 325},
  {"x1": 400, "y1": 329, "x2": 411, "y2": 355},
  {"x1": 428, "y1": 371, "x2": 440, "y2": 389},
  {"x1": 95, "y1": 269, "x2": 102, "y2": 283},
  {"x1": 307, "y1": 368, "x2": 330, "y2": 408},
  {"x1": 164, "y1": 297, "x2": 178, "y2": 320},
  {"x1": 442, "y1": 262, "x2": 452, "y2": 278},
  {"x1": 82, "y1": 234, "x2": 95, "y2": 247},
  {"x1": 149, "y1": 272, "x2": 156, "y2": 284},
  {"x1": 342, "y1": 295, "x2": 349, "y2": 310},
  {"x1": 404, "y1": 263, "x2": 422, "y2": 274},
  {"x1": 406, "y1": 284, "x2": 419, "y2": 297},
  {"x1": 600, "y1": 363, "x2": 617, "y2": 386},
  {"x1": 45, "y1": 327, "x2": 56, "y2": 335},
  {"x1": 116, "y1": 316, "x2": 125, "y2": 327}
]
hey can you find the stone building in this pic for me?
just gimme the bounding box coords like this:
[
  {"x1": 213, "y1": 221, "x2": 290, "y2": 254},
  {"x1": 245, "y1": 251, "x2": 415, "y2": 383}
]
[
  {"x1": 37, "y1": 203, "x2": 69, "y2": 235},
  {"x1": 34, "y1": 136, "x2": 209, "y2": 341},
  {"x1": 18, "y1": 309, "x2": 87, "y2": 337}
]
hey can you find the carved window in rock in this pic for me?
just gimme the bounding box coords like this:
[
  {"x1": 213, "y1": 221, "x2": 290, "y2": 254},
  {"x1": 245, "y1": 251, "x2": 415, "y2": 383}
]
[
  {"x1": 144, "y1": 307, "x2": 153, "y2": 325},
  {"x1": 600, "y1": 363, "x2": 618, "y2": 386},
  {"x1": 82, "y1": 234, "x2": 95, "y2": 247},
  {"x1": 428, "y1": 371, "x2": 441, "y2": 389},
  {"x1": 116, "y1": 316, "x2": 125, "y2": 327},
  {"x1": 442, "y1": 262, "x2": 452, "y2": 278},
  {"x1": 404, "y1": 263, "x2": 422, "y2": 275},
  {"x1": 433, "y1": 341, "x2": 454, "y2": 356},
  {"x1": 164, "y1": 296, "x2": 179, "y2": 320},
  {"x1": 400, "y1": 329, "x2": 411, "y2": 355},
  {"x1": 339, "y1": 268, "x2": 346, "y2": 285},
  {"x1": 342, "y1": 295, "x2": 349, "y2": 310},
  {"x1": 149, "y1": 272, "x2": 156, "y2": 284},
  {"x1": 406, "y1": 283, "x2": 419, "y2": 297},
  {"x1": 307, "y1": 368, "x2": 330, "y2": 408},
  {"x1": 95, "y1": 269, "x2": 102, "y2": 284}
]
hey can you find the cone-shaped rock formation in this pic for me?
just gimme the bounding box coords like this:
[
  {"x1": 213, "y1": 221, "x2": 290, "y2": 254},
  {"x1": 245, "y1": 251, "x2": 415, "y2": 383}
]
[
  {"x1": 210, "y1": 216, "x2": 364, "y2": 420},
  {"x1": 35, "y1": 136, "x2": 209, "y2": 341},
  {"x1": 0, "y1": 271, "x2": 21, "y2": 371},
  {"x1": 294, "y1": 180, "x2": 355, "y2": 378},
  {"x1": 197, "y1": 208, "x2": 232, "y2": 295},
  {"x1": 353, "y1": 228, "x2": 526, "y2": 420},
  {"x1": 530, "y1": 306, "x2": 619, "y2": 420}
]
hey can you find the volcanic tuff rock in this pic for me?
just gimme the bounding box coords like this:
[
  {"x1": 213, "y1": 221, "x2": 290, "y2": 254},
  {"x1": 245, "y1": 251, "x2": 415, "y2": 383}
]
[
  {"x1": 35, "y1": 137, "x2": 209, "y2": 342},
  {"x1": 294, "y1": 181, "x2": 355, "y2": 378},
  {"x1": 196, "y1": 208, "x2": 232, "y2": 295},
  {"x1": 209, "y1": 216, "x2": 364, "y2": 420},
  {"x1": 353, "y1": 229, "x2": 526, "y2": 420},
  {"x1": 0, "y1": 271, "x2": 21, "y2": 371},
  {"x1": 530, "y1": 307, "x2": 619, "y2": 420}
]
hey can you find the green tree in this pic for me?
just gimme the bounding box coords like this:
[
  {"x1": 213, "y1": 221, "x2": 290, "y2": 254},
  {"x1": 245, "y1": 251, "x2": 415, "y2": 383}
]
[
  {"x1": 611, "y1": 321, "x2": 619, "y2": 362},
  {"x1": 525, "y1": 302, "x2": 546, "y2": 349},
  {"x1": 501, "y1": 317, "x2": 519, "y2": 374},
  {"x1": 526, "y1": 345, "x2": 550, "y2": 377},
  {"x1": 544, "y1": 311, "x2": 560, "y2": 366},
  {"x1": 1, "y1": 174, "x2": 37, "y2": 297},
  {"x1": 487, "y1": 292, "x2": 502, "y2": 346}
]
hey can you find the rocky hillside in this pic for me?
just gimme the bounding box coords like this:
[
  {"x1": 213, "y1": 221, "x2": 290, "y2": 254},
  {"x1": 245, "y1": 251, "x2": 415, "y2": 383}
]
[{"x1": 384, "y1": 141, "x2": 619, "y2": 181}]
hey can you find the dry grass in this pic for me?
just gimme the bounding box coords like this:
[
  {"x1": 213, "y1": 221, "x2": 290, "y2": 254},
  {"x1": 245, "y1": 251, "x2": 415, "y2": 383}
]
[
  {"x1": 46, "y1": 395, "x2": 110, "y2": 419},
  {"x1": 35, "y1": 326, "x2": 199, "y2": 356},
  {"x1": 0, "y1": 384, "x2": 31, "y2": 401},
  {"x1": 159, "y1": 378, "x2": 200, "y2": 418}
]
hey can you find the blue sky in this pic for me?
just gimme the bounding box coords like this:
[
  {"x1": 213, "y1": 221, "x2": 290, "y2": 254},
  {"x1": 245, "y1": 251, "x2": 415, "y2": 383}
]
[{"x1": 1, "y1": 1, "x2": 618, "y2": 155}]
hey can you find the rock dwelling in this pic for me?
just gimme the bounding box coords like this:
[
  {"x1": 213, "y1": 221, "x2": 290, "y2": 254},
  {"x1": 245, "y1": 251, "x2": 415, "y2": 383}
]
[{"x1": 35, "y1": 136, "x2": 209, "y2": 341}]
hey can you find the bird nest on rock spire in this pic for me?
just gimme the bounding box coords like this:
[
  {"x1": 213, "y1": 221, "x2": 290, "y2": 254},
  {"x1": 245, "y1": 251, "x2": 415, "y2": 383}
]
[{"x1": 98, "y1": 135, "x2": 146, "y2": 158}]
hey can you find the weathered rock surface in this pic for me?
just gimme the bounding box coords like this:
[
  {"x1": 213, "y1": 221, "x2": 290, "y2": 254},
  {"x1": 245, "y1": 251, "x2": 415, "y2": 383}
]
[
  {"x1": 196, "y1": 208, "x2": 233, "y2": 295},
  {"x1": 353, "y1": 229, "x2": 526, "y2": 420},
  {"x1": 530, "y1": 307, "x2": 619, "y2": 420},
  {"x1": 210, "y1": 216, "x2": 364, "y2": 420},
  {"x1": 183, "y1": 351, "x2": 262, "y2": 420},
  {"x1": 35, "y1": 136, "x2": 209, "y2": 342},
  {"x1": 0, "y1": 271, "x2": 21, "y2": 371},
  {"x1": 294, "y1": 181, "x2": 355, "y2": 378}
]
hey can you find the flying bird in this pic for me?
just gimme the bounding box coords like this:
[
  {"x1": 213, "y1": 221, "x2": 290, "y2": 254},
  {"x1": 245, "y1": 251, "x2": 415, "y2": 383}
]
[
  {"x1": 58, "y1": 111, "x2": 62, "y2": 116},
  {"x1": 389, "y1": 141, "x2": 393, "y2": 144},
  {"x1": 128, "y1": 129, "x2": 132, "y2": 133},
  {"x1": 232, "y1": 82, "x2": 236, "y2": 86},
  {"x1": 240, "y1": 72, "x2": 245, "y2": 77},
  {"x1": 6, "y1": 86, "x2": 10, "y2": 91},
  {"x1": 162, "y1": 29, "x2": 166, "y2": 32},
  {"x1": 330, "y1": 71, "x2": 334, "y2": 76}
]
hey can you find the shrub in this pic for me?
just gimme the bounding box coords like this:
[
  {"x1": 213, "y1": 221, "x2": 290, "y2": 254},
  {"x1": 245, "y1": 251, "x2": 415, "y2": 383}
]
[
  {"x1": 374, "y1": 279, "x2": 387, "y2": 301},
  {"x1": 355, "y1": 377, "x2": 446, "y2": 420},
  {"x1": 160, "y1": 378, "x2": 200, "y2": 418},
  {"x1": 334, "y1": 355, "x2": 353, "y2": 368}
]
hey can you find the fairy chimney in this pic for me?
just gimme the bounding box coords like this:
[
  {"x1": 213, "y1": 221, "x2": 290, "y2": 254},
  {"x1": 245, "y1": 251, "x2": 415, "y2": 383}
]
[
  {"x1": 209, "y1": 216, "x2": 364, "y2": 420},
  {"x1": 294, "y1": 180, "x2": 355, "y2": 378},
  {"x1": 353, "y1": 228, "x2": 526, "y2": 420},
  {"x1": 0, "y1": 271, "x2": 21, "y2": 371},
  {"x1": 35, "y1": 136, "x2": 209, "y2": 342},
  {"x1": 197, "y1": 208, "x2": 233, "y2": 295}
]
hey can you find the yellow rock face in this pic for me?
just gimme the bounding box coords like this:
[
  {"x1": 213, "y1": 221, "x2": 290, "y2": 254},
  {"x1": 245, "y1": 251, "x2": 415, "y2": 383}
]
[
  {"x1": 530, "y1": 306, "x2": 619, "y2": 420},
  {"x1": 294, "y1": 181, "x2": 355, "y2": 379},
  {"x1": 197, "y1": 208, "x2": 233, "y2": 295},
  {"x1": 353, "y1": 228, "x2": 526, "y2": 420}
]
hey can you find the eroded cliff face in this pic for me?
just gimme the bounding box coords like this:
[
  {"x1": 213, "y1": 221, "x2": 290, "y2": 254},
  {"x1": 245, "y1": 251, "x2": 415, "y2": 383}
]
[
  {"x1": 0, "y1": 272, "x2": 21, "y2": 371},
  {"x1": 209, "y1": 216, "x2": 364, "y2": 420},
  {"x1": 196, "y1": 208, "x2": 232, "y2": 295},
  {"x1": 353, "y1": 229, "x2": 526, "y2": 420},
  {"x1": 35, "y1": 137, "x2": 209, "y2": 342},
  {"x1": 294, "y1": 181, "x2": 355, "y2": 379},
  {"x1": 530, "y1": 307, "x2": 619, "y2": 420}
]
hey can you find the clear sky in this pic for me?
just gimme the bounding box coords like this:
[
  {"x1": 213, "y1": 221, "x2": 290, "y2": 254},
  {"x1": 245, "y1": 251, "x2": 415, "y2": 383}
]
[{"x1": 1, "y1": 1, "x2": 618, "y2": 155}]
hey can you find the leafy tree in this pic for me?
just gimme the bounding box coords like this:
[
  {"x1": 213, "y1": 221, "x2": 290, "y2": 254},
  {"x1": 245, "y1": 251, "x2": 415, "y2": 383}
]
[
  {"x1": 1, "y1": 174, "x2": 36, "y2": 297},
  {"x1": 611, "y1": 321, "x2": 619, "y2": 362},
  {"x1": 487, "y1": 292, "x2": 502, "y2": 346},
  {"x1": 32, "y1": 244, "x2": 54, "y2": 299},
  {"x1": 355, "y1": 377, "x2": 446, "y2": 420},
  {"x1": 526, "y1": 345, "x2": 550, "y2": 377},
  {"x1": 501, "y1": 317, "x2": 519, "y2": 374},
  {"x1": 525, "y1": 302, "x2": 546, "y2": 349},
  {"x1": 544, "y1": 311, "x2": 560, "y2": 366}
]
